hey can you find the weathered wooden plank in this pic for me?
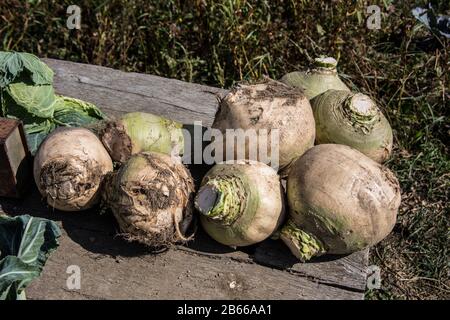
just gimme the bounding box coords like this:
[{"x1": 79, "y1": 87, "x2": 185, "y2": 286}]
[
  {"x1": 24, "y1": 230, "x2": 362, "y2": 300},
  {"x1": 252, "y1": 240, "x2": 368, "y2": 291},
  {"x1": 43, "y1": 59, "x2": 228, "y2": 127},
  {"x1": 0, "y1": 59, "x2": 368, "y2": 299},
  {"x1": 0, "y1": 180, "x2": 366, "y2": 300},
  {"x1": 2, "y1": 192, "x2": 359, "y2": 300}
]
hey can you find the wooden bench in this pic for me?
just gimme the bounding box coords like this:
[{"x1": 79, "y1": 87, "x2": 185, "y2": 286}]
[{"x1": 0, "y1": 59, "x2": 369, "y2": 300}]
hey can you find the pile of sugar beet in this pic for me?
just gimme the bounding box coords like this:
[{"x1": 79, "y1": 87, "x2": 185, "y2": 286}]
[{"x1": 34, "y1": 57, "x2": 401, "y2": 262}]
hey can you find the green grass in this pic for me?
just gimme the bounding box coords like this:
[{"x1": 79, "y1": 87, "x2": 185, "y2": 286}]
[{"x1": 1, "y1": 0, "x2": 448, "y2": 299}]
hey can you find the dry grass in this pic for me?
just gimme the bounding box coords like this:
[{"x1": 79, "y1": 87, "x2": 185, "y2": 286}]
[{"x1": 1, "y1": 0, "x2": 448, "y2": 299}]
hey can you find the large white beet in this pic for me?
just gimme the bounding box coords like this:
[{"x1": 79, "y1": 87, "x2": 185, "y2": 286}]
[
  {"x1": 281, "y1": 57, "x2": 350, "y2": 100},
  {"x1": 195, "y1": 160, "x2": 285, "y2": 247},
  {"x1": 104, "y1": 152, "x2": 195, "y2": 247},
  {"x1": 34, "y1": 127, "x2": 113, "y2": 211},
  {"x1": 99, "y1": 112, "x2": 184, "y2": 164},
  {"x1": 311, "y1": 90, "x2": 393, "y2": 163},
  {"x1": 282, "y1": 144, "x2": 401, "y2": 261},
  {"x1": 212, "y1": 79, "x2": 315, "y2": 176}
]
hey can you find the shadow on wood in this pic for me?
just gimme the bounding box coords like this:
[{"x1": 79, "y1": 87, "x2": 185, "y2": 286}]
[{"x1": 0, "y1": 185, "x2": 240, "y2": 257}]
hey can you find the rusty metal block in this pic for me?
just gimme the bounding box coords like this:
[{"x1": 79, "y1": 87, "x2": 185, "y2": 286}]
[{"x1": 0, "y1": 118, "x2": 32, "y2": 198}]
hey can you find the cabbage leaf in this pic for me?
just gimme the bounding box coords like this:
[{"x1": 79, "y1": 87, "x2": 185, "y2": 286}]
[
  {"x1": 53, "y1": 95, "x2": 106, "y2": 126},
  {"x1": 0, "y1": 51, "x2": 53, "y2": 88},
  {"x1": 0, "y1": 51, "x2": 106, "y2": 154},
  {"x1": 0, "y1": 215, "x2": 61, "y2": 300},
  {"x1": 23, "y1": 120, "x2": 57, "y2": 155},
  {"x1": 6, "y1": 82, "x2": 56, "y2": 119}
]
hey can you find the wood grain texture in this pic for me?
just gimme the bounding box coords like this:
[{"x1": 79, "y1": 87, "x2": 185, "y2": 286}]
[
  {"x1": 0, "y1": 190, "x2": 366, "y2": 300},
  {"x1": 43, "y1": 59, "x2": 228, "y2": 127},
  {"x1": 0, "y1": 59, "x2": 368, "y2": 300}
]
